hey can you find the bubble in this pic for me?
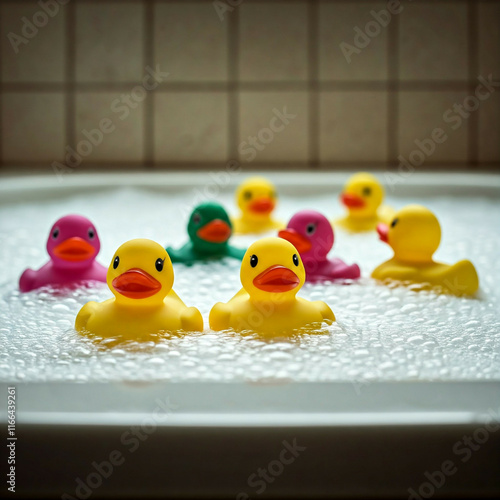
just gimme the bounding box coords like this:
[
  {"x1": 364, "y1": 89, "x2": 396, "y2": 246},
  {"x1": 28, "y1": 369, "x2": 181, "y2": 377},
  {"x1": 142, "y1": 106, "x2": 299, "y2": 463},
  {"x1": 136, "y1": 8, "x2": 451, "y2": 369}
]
[{"x1": 0, "y1": 190, "x2": 499, "y2": 383}]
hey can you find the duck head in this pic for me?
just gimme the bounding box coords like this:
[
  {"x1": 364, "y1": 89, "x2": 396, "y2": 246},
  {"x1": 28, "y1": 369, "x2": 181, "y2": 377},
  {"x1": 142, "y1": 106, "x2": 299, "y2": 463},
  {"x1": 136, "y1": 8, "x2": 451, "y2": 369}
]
[
  {"x1": 340, "y1": 172, "x2": 384, "y2": 218},
  {"x1": 278, "y1": 210, "x2": 333, "y2": 261},
  {"x1": 47, "y1": 215, "x2": 101, "y2": 269},
  {"x1": 236, "y1": 177, "x2": 278, "y2": 221},
  {"x1": 107, "y1": 239, "x2": 173, "y2": 307},
  {"x1": 241, "y1": 237, "x2": 305, "y2": 303},
  {"x1": 377, "y1": 205, "x2": 441, "y2": 263},
  {"x1": 187, "y1": 202, "x2": 232, "y2": 253}
]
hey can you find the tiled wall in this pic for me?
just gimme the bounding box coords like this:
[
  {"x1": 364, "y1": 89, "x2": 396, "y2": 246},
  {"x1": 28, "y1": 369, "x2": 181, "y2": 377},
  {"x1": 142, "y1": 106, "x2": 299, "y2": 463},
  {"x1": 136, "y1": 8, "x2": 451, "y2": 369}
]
[{"x1": 0, "y1": 0, "x2": 499, "y2": 172}]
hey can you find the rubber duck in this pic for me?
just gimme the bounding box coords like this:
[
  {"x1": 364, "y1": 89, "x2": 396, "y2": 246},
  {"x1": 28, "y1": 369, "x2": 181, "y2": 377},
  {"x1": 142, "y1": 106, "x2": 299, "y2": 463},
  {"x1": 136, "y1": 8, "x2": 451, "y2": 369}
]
[
  {"x1": 75, "y1": 239, "x2": 203, "y2": 338},
  {"x1": 167, "y1": 202, "x2": 246, "y2": 264},
  {"x1": 372, "y1": 205, "x2": 479, "y2": 295},
  {"x1": 232, "y1": 177, "x2": 283, "y2": 234},
  {"x1": 335, "y1": 172, "x2": 395, "y2": 232},
  {"x1": 209, "y1": 237, "x2": 335, "y2": 335},
  {"x1": 19, "y1": 214, "x2": 107, "y2": 292},
  {"x1": 279, "y1": 210, "x2": 361, "y2": 283}
]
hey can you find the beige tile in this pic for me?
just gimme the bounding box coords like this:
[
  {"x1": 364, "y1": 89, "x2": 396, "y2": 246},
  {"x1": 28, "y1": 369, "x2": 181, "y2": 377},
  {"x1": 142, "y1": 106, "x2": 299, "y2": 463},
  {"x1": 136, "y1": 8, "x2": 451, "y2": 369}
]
[
  {"x1": 479, "y1": 2, "x2": 500, "y2": 78},
  {"x1": 75, "y1": 3, "x2": 143, "y2": 83},
  {"x1": 399, "y1": 3, "x2": 468, "y2": 81},
  {"x1": 398, "y1": 91, "x2": 469, "y2": 163},
  {"x1": 154, "y1": 3, "x2": 227, "y2": 82},
  {"x1": 478, "y1": 91, "x2": 500, "y2": 163},
  {"x1": 319, "y1": 91, "x2": 387, "y2": 162},
  {"x1": 154, "y1": 92, "x2": 228, "y2": 161},
  {"x1": 319, "y1": 1, "x2": 388, "y2": 81},
  {"x1": 238, "y1": 92, "x2": 308, "y2": 162},
  {"x1": 0, "y1": 2, "x2": 65, "y2": 82},
  {"x1": 1, "y1": 92, "x2": 65, "y2": 162},
  {"x1": 75, "y1": 92, "x2": 144, "y2": 162},
  {"x1": 239, "y1": 2, "x2": 308, "y2": 82}
]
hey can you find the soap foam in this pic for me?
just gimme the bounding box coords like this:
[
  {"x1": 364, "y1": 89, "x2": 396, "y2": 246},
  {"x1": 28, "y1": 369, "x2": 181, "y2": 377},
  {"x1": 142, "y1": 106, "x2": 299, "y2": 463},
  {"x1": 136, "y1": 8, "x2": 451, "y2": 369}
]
[{"x1": 0, "y1": 188, "x2": 499, "y2": 382}]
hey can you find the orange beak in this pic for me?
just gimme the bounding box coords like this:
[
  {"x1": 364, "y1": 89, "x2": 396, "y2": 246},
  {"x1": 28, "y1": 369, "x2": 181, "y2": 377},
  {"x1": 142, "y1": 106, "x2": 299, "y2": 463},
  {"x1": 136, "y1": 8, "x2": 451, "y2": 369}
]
[
  {"x1": 249, "y1": 197, "x2": 275, "y2": 214},
  {"x1": 253, "y1": 265, "x2": 300, "y2": 293},
  {"x1": 377, "y1": 223, "x2": 389, "y2": 243},
  {"x1": 112, "y1": 268, "x2": 161, "y2": 299},
  {"x1": 340, "y1": 193, "x2": 365, "y2": 208},
  {"x1": 278, "y1": 229, "x2": 312, "y2": 253},
  {"x1": 53, "y1": 237, "x2": 96, "y2": 261},
  {"x1": 196, "y1": 219, "x2": 231, "y2": 243}
]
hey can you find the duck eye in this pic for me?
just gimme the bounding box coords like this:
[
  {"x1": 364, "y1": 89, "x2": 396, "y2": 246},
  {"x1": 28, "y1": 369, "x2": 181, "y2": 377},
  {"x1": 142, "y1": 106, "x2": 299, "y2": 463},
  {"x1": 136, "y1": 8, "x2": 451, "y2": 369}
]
[
  {"x1": 52, "y1": 227, "x2": 59, "y2": 239},
  {"x1": 306, "y1": 223, "x2": 316, "y2": 235},
  {"x1": 362, "y1": 187, "x2": 372, "y2": 196},
  {"x1": 88, "y1": 228, "x2": 95, "y2": 239},
  {"x1": 270, "y1": 191, "x2": 277, "y2": 199},
  {"x1": 155, "y1": 258, "x2": 165, "y2": 272},
  {"x1": 250, "y1": 254, "x2": 258, "y2": 268},
  {"x1": 113, "y1": 256, "x2": 120, "y2": 269},
  {"x1": 243, "y1": 191, "x2": 252, "y2": 200},
  {"x1": 391, "y1": 218, "x2": 399, "y2": 228},
  {"x1": 293, "y1": 254, "x2": 300, "y2": 267},
  {"x1": 192, "y1": 212, "x2": 201, "y2": 225}
]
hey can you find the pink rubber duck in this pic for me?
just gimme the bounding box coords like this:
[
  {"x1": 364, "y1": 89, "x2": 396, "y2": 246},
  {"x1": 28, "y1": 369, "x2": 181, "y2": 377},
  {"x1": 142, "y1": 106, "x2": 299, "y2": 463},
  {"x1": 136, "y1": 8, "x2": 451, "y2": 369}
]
[
  {"x1": 279, "y1": 210, "x2": 361, "y2": 283},
  {"x1": 19, "y1": 215, "x2": 107, "y2": 292}
]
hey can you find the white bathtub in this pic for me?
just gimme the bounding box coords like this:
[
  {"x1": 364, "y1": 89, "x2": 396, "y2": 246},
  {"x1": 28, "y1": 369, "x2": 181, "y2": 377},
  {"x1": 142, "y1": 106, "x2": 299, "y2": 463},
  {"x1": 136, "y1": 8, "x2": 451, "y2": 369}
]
[{"x1": 0, "y1": 171, "x2": 499, "y2": 498}]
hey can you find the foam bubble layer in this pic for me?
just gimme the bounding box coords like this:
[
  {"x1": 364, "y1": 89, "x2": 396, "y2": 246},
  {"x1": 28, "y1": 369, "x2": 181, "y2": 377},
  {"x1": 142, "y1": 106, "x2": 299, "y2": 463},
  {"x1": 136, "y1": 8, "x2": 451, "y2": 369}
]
[{"x1": 0, "y1": 187, "x2": 499, "y2": 382}]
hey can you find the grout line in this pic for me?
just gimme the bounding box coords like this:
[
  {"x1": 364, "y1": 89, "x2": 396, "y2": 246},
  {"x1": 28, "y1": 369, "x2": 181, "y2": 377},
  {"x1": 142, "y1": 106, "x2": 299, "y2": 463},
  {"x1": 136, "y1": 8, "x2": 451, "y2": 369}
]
[
  {"x1": 308, "y1": 0, "x2": 319, "y2": 169},
  {"x1": 5, "y1": 0, "x2": 490, "y2": 3},
  {"x1": 0, "y1": 80, "x2": 476, "y2": 93},
  {"x1": 143, "y1": 0, "x2": 155, "y2": 168},
  {"x1": 467, "y1": 0, "x2": 479, "y2": 168},
  {"x1": 64, "y1": 0, "x2": 76, "y2": 164},
  {"x1": 3, "y1": 160, "x2": 491, "y2": 170},
  {"x1": 386, "y1": 0, "x2": 399, "y2": 168},
  {"x1": 227, "y1": 5, "x2": 239, "y2": 161},
  {"x1": 0, "y1": 3, "x2": 3, "y2": 167}
]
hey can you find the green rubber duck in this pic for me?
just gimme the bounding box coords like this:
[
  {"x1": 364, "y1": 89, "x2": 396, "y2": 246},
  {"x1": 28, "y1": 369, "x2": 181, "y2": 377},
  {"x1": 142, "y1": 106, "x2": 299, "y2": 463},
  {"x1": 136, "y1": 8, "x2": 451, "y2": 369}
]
[{"x1": 167, "y1": 202, "x2": 246, "y2": 264}]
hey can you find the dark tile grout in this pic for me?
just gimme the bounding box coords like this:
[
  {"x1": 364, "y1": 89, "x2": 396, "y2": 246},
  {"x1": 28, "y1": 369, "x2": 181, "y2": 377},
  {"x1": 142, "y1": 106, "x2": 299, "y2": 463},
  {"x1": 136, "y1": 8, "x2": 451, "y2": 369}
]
[
  {"x1": 386, "y1": 0, "x2": 399, "y2": 167},
  {"x1": 64, "y1": 0, "x2": 76, "y2": 168},
  {"x1": 0, "y1": 81, "x2": 477, "y2": 92},
  {"x1": 2, "y1": 0, "x2": 493, "y2": 3},
  {"x1": 143, "y1": 0, "x2": 155, "y2": 168},
  {"x1": 0, "y1": 4, "x2": 3, "y2": 165},
  {"x1": 227, "y1": 4, "x2": 239, "y2": 161},
  {"x1": 467, "y1": 0, "x2": 479, "y2": 168},
  {"x1": 4, "y1": 160, "x2": 498, "y2": 171},
  {"x1": 307, "y1": 0, "x2": 319, "y2": 169}
]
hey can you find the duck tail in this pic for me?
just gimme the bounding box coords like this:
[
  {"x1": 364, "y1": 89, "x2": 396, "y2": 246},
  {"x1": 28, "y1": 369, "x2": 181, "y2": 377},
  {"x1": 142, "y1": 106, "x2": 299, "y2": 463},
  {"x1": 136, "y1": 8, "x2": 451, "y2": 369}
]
[{"x1": 443, "y1": 260, "x2": 479, "y2": 296}]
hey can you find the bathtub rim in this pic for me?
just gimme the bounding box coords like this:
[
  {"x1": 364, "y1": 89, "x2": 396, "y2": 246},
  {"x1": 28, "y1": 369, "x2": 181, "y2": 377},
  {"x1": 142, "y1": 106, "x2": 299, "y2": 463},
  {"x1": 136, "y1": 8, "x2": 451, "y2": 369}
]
[{"x1": 0, "y1": 170, "x2": 499, "y2": 205}]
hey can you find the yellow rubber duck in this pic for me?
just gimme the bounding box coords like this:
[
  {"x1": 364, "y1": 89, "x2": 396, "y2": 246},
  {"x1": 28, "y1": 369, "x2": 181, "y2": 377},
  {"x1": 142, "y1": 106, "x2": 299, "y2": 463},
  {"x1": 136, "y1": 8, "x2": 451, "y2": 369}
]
[
  {"x1": 372, "y1": 205, "x2": 479, "y2": 295},
  {"x1": 209, "y1": 237, "x2": 335, "y2": 335},
  {"x1": 75, "y1": 239, "x2": 203, "y2": 338},
  {"x1": 335, "y1": 172, "x2": 395, "y2": 232},
  {"x1": 232, "y1": 177, "x2": 283, "y2": 234}
]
